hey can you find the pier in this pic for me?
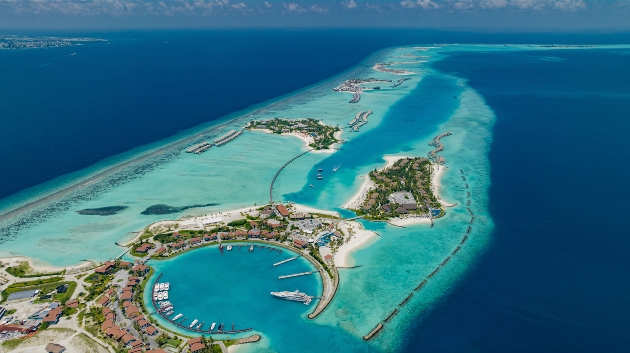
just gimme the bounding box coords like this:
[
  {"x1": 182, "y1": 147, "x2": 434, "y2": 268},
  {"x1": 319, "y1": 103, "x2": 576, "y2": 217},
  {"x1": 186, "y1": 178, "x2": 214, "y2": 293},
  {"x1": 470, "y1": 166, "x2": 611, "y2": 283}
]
[
  {"x1": 213, "y1": 130, "x2": 243, "y2": 147},
  {"x1": 399, "y1": 293, "x2": 413, "y2": 307},
  {"x1": 348, "y1": 110, "x2": 372, "y2": 132},
  {"x1": 186, "y1": 141, "x2": 212, "y2": 154},
  {"x1": 273, "y1": 256, "x2": 299, "y2": 266},
  {"x1": 279, "y1": 271, "x2": 317, "y2": 279},
  {"x1": 269, "y1": 150, "x2": 311, "y2": 203},
  {"x1": 349, "y1": 91, "x2": 361, "y2": 103},
  {"x1": 392, "y1": 78, "x2": 411, "y2": 87},
  {"x1": 428, "y1": 131, "x2": 452, "y2": 163},
  {"x1": 150, "y1": 273, "x2": 253, "y2": 335},
  {"x1": 384, "y1": 309, "x2": 399, "y2": 323},
  {"x1": 427, "y1": 267, "x2": 440, "y2": 278},
  {"x1": 452, "y1": 246, "x2": 461, "y2": 255},
  {"x1": 414, "y1": 279, "x2": 427, "y2": 291}
]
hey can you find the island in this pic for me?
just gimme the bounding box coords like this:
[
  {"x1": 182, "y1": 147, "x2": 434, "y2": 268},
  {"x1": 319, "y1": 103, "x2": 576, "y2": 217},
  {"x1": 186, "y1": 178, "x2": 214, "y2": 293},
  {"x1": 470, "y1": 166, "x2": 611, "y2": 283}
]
[
  {"x1": 246, "y1": 117, "x2": 341, "y2": 150},
  {"x1": 0, "y1": 35, "x2": 106, "y2": 50},
  {"x1": 351, "y1": 157, "x2": 444, "y2": 223}
]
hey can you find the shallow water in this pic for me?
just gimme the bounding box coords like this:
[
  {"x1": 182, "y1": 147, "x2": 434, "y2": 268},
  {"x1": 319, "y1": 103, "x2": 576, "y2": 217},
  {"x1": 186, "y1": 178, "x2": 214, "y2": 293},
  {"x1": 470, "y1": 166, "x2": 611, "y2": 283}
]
[{"x1": 2, "y1": 42, "x2": 627, "y2": 352}]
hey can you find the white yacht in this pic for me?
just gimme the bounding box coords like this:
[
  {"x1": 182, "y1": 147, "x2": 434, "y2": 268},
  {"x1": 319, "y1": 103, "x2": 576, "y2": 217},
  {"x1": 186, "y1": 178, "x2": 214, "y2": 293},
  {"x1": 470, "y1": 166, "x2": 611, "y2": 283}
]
[
  {"x1": 172, "y1": 313, "x2": 183, "y2": 320},
  {"x1": 154, "y1": 284, "x2": 160, "y2": 292},
  {"x1": 210, "y1": 323, "x2": 216, "y2": 331},
  {"x1": 189, "y1": 319, "x2": 198, "y2": 328},
  {"x1": 157, "y1": 292, "x2": 164, "y2": 300},
  {"x1": 270, "y1": 289, "x2": 313, "y2": 305},
  {"x1": 163, "y1": 291, "x2": 169, "y2": 300},
  {"x1": 159, "y1": 283, "x2": 165, "y2": 290},
  {"x1": 164, "y1": 282, "x2": 170, "y2": 290},
  {"x1": 153, "y1": 292, "x2": 158, "y2": 301}
]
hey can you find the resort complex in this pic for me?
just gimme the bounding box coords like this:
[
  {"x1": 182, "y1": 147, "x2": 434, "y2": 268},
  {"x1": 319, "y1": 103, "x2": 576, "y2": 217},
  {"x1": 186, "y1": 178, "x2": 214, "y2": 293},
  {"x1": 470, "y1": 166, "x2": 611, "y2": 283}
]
[
  {"x1": 247, "y1": 117, "x2": 341, "y2": 150},
  {"x1": 354, "y1": 157, "x2": 443, "y2": 221}
]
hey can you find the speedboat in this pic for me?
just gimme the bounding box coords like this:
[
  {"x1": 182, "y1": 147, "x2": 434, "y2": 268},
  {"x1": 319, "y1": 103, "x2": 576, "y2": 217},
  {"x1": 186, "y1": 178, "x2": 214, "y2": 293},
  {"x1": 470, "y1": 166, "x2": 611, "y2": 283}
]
[
  {"x1": 190, "y1": 319, "x2": 198, "y2": 328},
  {"x1": 153, "y1": 293, "x2": 158, "y2": 301},
  {"x1": 164, "y1": 282, "x2": 170, "y2": 290},
  {"x1": 163, "y1": 291, "x2": 169, "y2": 300},
  {"x1": 227, "y1": 245, "x2": 233, "y2": 251},
  {"x1": 159, "y1": 283, "x2": 165, "y2": 290}
]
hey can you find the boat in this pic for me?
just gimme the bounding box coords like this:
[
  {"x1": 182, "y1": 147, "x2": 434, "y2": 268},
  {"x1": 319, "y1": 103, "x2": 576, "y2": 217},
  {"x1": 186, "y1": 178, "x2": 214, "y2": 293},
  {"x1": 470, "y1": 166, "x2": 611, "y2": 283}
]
[
  {"x1": 157, "y1": 292, "x2": 164, "y2": 300},
  {"x1": 159, "y1": 283, "x2": 165, "y2": 290},
  {"x1": 154, "y1": 284, "x2": 160, "y2": 292},
  {"x1": 153, "y1": 293, "x2": 158, "y2": 301},
  {"x1": 164, "y1": 282, "x2": 170, "y2": 290},
  {"x1": 163, "y1": 292, "x2": 169, "y2": 300},
  {"x1": 310, "y1": 184, "x2": 313, "y2": 188},
  {"x1": 210, "y1": 323, "x2": 216, "y2": 331},
  {"x1": 196, "y1": 323, "x2": 202, "y2": 330},
  {"x1": 172, "y1": 313, "x2": 183, "y2": 320},
  {"x1": 270, "y1": 289, "x2": 313, "y2": 305},
  {"x1": 165, "y1": 310, "x2": 173, "y2": 316},
  {"x1": 332, "y1": 164, "x2": 342, "y2": 172},
  {"x1": 317, "y1": 168, "x2": 323, "y2": 172},
  {"x1": 218, "y1": 323, "x2": 224, "y2": 331},
  {"x1": 249, "y1": 245, "x2": 254, "y2": 252},
  {"x1": 317, "y1": 175, "x2": 323, "y2": 180},
  {"x1": 190, "y1": 319, "x2": 199, "y2": 328},
  {"x1": 227, "y1": 245, "x2": 233, "y2": 251}
]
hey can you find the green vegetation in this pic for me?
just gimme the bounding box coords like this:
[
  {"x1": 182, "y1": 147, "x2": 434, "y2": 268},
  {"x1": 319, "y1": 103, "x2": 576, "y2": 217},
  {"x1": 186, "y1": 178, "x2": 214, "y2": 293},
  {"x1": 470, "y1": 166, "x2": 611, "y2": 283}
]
[
  {"x1": 6, "y1": 308, "x2": 16, "y2": 315},
  {"x1": 84, "y1": 273, "x2": 112, "y2": 301},
  {"x1": 307, "y1": 244, "x2": 333, "y2": 279},
  {"x1": 355, "y1": 157, "x2": 442, "y2": 220},
  {"x1": 227, "y1": 219, "x2": 248, "y2": 227},
  {"x1": 5, "y1": 261, "x2": 65, "y2": 278},
  {"x1": 1, "y1": 277, "x2": 64, "y2": 303},
  {"x1": 35, "y1": 281, "x2": 77, "y2": 304},
  {"x1": 248, "y1": 117, "x2": 341, "y2": 150}
]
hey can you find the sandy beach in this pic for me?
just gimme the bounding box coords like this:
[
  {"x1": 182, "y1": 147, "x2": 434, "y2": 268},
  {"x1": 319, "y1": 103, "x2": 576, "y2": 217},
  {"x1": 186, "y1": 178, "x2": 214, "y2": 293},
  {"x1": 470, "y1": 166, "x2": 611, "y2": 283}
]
[
  {"x1": 334, "y1": 220, "x2": 378, "y2": 267},
  {"x1": 0, "y1": 256, "x2": 95, "y2": 275},
  {"x1": 251, "y1": 128, "x2": 341, "y2": 154}
]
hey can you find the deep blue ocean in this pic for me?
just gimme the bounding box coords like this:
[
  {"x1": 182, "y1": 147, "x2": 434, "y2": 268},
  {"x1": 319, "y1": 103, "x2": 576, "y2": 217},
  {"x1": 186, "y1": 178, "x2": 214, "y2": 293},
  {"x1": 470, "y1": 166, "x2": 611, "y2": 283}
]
[
  {"x1": 400, "y1": 48, "x2": 630, "y2": 352},
  {"x1": 2, "y1": 30, "x2": 630, "y2": 352}
]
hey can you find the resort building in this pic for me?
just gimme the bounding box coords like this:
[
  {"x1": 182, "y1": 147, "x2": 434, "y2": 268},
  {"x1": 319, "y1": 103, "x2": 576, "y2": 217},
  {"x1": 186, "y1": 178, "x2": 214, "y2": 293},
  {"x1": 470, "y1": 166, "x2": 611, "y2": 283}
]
[
  {"x1": 293, "y1": 238, "x2": 307, "y2": 248},
  {"x1": 95, "y1": 261, "x2": 116, "y2": 274},
  {"x1": 276, "y1": 204, "x2": 290, "y2": 218},
  {"x1": 188, "y1": 337, "x2": 206, "y2": 353},
  {"x1": 96, "y1": 295, "x2": 110, "y2": 307}
]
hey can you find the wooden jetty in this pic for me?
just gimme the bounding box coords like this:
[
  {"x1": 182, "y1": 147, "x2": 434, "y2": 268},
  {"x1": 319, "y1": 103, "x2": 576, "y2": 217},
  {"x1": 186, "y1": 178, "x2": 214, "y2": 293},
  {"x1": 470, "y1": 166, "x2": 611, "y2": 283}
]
[
  {"x1": 461, "y1": 235, "x2": 468, "y2": 244},
  {"x1": 399, "y1": 293, "x2": 413, "y2": 307},
  {"x1": 452, "y1": 246, "x2": 461, "y2": 255},
  {"x1": 427, "y1": 267, "x2": 441, "y2": 278},
  {"x1": 441, "y1": 256, "x2": 452, "y2": 266},
  {"x1": 273, "y1": 256, "x2": 299, "y2": 266},
  {"x1": 279, "y1": 271, "x2": 317, "y2": 279}
]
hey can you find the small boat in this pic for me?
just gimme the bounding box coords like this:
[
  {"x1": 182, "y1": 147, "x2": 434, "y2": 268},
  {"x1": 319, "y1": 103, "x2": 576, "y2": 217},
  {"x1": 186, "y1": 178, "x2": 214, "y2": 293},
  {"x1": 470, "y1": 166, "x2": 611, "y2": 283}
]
[
  {"x1": 227, "y1": 245, "x2": 233, "y2": 251},
  {"x1": 196, "y1": 323, "x2": 202, "y2": 330},
  {"x1": 157, "y1": 292, "x2": 164, "y2": 300},
  {"x1": 317, "y1": 175, "x2": 323, "y2": 180},
  {"x1": 218, "y1": 323, "x2": 224, "y2": 331},
  {"x1": 153, "y1": 293, "x2": 158, "y2": 301},
  {"x1": 317, "y1": 168, "x2": 323, "y2": 172},
  {"x1": 210, "y1": 323, "x2": 216, "y2": 331},
  {"x1": 172, "y1": 313, "x2": 183, "y2": 320},
  {"x1": 154, "y1": 284, "x2": 160, "y2": 292},
  {"x1": 310, "y1": 184, "x2": 314, "y2": 188},
  {"x1": 159, "y1": 283, "x2": 165, "y2": 290},
  {"x1": 333, "y1": 164, "x2": 342, "y2": 172},
  {"x1": 190, "y1": 319, "x2": 199, "y2": 328},
  {"x1": 249, "y1": 245, "x2": 254, "y2": 252},
  {"x1": 164, "y1": 282, "x2": 170, "y2": 290},
  {"x1": 165, "y1": 310, "x2": 173, "y2": 316},
  {"x1": 163, "y1": 292, "x2": 169, "y2": 300}
]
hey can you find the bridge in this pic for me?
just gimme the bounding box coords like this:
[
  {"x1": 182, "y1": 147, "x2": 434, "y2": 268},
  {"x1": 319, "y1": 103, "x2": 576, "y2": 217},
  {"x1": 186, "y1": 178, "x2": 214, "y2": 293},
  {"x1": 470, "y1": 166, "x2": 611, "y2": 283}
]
[{"x1": 269, "y1": 150, "x2": 311, "y2": 203}]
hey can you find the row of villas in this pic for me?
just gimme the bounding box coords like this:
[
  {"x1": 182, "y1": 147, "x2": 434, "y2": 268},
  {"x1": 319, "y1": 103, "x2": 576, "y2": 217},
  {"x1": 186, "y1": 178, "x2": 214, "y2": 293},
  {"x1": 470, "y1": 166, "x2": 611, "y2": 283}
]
[{"x1": 95, "y1": 265, "x2": 160, "y2": 352}]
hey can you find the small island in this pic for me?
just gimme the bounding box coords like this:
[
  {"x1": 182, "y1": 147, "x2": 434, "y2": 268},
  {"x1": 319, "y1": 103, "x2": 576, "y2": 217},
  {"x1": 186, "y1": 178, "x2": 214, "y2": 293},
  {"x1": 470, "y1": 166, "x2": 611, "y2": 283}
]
[
  {"x1": 0, "y1": 35, "x2": 106, "y2": 50},
  {"x1": 353, "y1": 157, "x2": 443, "y2": 221},
  {"x1": 76, "y1": 206, "x2": 128, "y2": 216},
  {"x1": 247, "y1": 117, "x2": 341, "y2": 150}
]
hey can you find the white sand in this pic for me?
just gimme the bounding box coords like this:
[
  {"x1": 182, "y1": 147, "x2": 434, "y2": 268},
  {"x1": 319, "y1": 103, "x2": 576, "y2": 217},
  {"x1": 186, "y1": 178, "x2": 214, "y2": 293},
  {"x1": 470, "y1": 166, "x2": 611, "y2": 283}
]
[
  {"x1": 290, "y1": 203, "x2": 340, "y2": 217},
  {"x1": 334, "y1": 221, "x2": 378, "y2": 267},
  {"x1": 0, "y1": 256, "x2": 93, "y2": 274},
  {"x1": 251, "y1": 128, "x2": 340, "y2": 154},
  {"x1": 342, "y1": 175, "x2": 375, "y2": 209}
]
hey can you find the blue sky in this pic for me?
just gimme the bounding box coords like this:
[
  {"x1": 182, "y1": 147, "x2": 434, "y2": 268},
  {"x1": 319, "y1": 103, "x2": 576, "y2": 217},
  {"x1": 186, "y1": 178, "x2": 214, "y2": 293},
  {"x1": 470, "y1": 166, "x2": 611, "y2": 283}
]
[{"x1": 1, "y1": 0, "x2": 629, "y2": 30}]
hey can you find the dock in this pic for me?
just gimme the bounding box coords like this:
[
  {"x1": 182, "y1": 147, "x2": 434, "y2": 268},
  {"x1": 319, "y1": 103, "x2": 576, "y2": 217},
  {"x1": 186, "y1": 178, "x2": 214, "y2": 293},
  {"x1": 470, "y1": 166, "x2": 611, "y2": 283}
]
[
  {"x1": 349, "y1": 91, "x2": 361, "y2": 103},
  {"x1": 427, "y1": 131, "x2": 452, "y2": 164},
  {"x1": 392, "y1": 78, "x2": 411, "y2": 87},
  {"x1": 399, "y1": 293, "x2": 413, "y2": 307},
  {"x1": 274, "y1": 256, "x2": 299, "y2": 266},
  {"x1": 186, "y1": 141, "x2": 212, "y2": 154},
  {"x1": 279, "y1": 271, "x2": 317, "y2": 279},
  {"x1": 414, "y1": 279, "x2": 427, "y2": 291},
  {"x1": 213, "y1": 130, "x2": 243, "y2": 147},
  {"x1": 383, "y1": 309, "x2": 399, "y2": 323},
  {"x1": 151, "y1": 273, "x2": 253, "y2": 334}
]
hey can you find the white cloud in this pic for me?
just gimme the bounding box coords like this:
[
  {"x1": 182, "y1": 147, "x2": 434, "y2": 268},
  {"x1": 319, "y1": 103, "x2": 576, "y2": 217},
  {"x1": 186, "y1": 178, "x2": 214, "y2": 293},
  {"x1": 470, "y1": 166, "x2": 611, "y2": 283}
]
[
  {"x1": 400, "y1": 0, "x2": 442, "y2": 9},
  {"x1": 343, "y1": 0, "x2": 358, "y2": 9},
  {"x1": 479, "y1": 0, "x2": 508, "y2": 9},
  {"x1": 264, "y1": 1, "x2": 272, "y2": 8},
  {"x1": 510, "y1": 0, "x2": 545, "y2": 10},
  {"x1": 552, "y1": 0, "x2": 586, "y2": 11},
  {"x1": 284, "y1": 2, "x2": 305, "y2": 12},
  {"x1": 453, "y1": 0, "x2": 474, "y2": 10},
  {"x1": 310, "y1": 4, "x2": 328, "y2": 13}
]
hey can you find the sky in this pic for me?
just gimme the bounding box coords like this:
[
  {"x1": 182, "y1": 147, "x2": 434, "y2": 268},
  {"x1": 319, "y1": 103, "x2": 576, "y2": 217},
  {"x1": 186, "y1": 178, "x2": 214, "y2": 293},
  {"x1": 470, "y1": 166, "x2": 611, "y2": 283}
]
[{"x1": 0, "y1": 0, "x2": 629, "y2": 31}]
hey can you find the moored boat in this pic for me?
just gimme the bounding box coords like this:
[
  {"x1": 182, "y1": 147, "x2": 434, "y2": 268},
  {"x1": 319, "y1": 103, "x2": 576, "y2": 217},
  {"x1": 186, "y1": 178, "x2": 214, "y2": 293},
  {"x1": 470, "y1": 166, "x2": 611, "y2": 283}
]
[
  {"x1": 190, "y1": 319, "x2": 199, "y2": 328},
  {"x1": 210, "y1": 323, "x2": 216, "y2": 331}
]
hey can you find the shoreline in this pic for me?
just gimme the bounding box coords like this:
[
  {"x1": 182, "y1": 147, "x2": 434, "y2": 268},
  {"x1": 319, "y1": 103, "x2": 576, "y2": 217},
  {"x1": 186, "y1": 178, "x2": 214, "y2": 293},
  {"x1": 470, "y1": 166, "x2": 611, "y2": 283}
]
[
  {"x1": 334, "y1": 220, "x2": 378, "y2": 267},
  {"x1": 250, "y1": 128, "x2": 342, "y2": 154}
]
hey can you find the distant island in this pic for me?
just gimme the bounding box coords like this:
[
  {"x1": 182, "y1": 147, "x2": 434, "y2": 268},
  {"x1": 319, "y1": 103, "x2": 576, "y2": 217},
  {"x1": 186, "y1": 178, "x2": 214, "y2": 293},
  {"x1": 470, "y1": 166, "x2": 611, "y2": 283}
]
[
  {"x1": 247, "y1": 117, "x2": 341, "y2": 150},
  {"x1": 0, "y1": 35, "x2": 106, "y2": 50}
]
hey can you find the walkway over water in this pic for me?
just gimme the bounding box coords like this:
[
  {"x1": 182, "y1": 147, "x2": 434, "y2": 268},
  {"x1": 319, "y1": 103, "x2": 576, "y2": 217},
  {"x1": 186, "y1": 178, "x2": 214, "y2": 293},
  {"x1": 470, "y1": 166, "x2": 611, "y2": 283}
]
[{"x1": 270, "y1": 150, "x2": 311, "y2": 203}]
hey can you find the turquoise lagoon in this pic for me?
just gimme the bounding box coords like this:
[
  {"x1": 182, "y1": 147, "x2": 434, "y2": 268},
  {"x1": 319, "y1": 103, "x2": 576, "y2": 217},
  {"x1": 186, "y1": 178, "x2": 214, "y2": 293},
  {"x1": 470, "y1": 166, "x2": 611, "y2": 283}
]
[{"x1": 0, "y1": 45, "x2": 504, "y2": 351}]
